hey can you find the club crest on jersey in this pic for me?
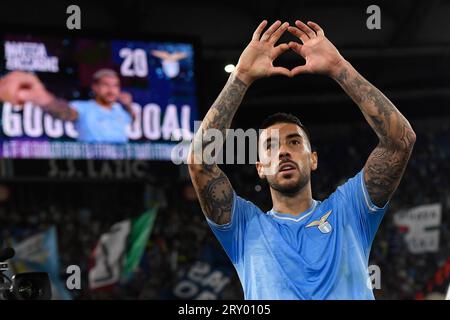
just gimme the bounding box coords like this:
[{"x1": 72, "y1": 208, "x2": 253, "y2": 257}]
[{"x1": 306, "y1": 210, "x2": 333, "y2": 234}]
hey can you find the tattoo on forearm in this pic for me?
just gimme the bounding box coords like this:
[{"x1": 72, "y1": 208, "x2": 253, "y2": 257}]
[
  {"x1": 201, "y1": 74, "x2": 248, "y2": 138},
  {"x1": 336, "y1": 68, "x2": 396, "y2": 142},
  {"x1": 336, "y1": 67, "x2": 416, "y2": 206},
  {"x1": 199, "y1": 171, "x2": 234, "y2": 225},
  {"x1": 42, "y1": 98, "x2": 78, "y2": 121},
  {"x1": 190, "y1": 74, "x2": 248, "y2": 224}
]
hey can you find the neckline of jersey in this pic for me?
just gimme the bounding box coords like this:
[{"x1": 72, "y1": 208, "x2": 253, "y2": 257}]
[{"x1": 268, "y1": 199, "x2": 319, "y2": 219}]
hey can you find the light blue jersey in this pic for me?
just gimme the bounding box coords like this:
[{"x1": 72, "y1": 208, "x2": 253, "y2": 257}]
[
  {"x1": 206, "y1": 170, "x2": 388, "y2": 300},
  {"x1": 70, "y1": 100, "x2": 132, "y2": 143}
]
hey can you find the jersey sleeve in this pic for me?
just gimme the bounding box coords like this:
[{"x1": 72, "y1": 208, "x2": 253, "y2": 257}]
[
  {"x1": 205, "y1": 192, "x2": 260, "y2": 265},
  {"x1": 334, "y1": 169, "x2": 389, "y2": 251},
  {"x1": 69, "y1": 100, "x2": 88, "y2": 119}
]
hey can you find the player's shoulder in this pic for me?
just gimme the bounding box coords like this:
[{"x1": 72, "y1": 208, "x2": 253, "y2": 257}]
[
  {"x1": 69, "y1": 99, "x2": 94, "y2": 111},
  {"x1": 112, "y1": 101, "x2": 130, "y2": 111},
  {"x1": 234, "y1": 193, "x2": 265, "y2": 215},
  {"x1": 113, "y1": 102, "x2": 131, "y2": 117},
  {"x1": 112, "y1": 101, "x2": 124, "y2": 110},
  {"x1": 325, "y1": 170, "x2": 365, "y2": 201},
  {"x1": 70, "y1": 99, "x2": 91, "y2": 106}
]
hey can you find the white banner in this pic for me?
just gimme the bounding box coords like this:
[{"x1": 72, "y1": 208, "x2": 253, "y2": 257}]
[
  {"x1": 88, "y1": 220, "x2": 130, "y2": 289},
  {"x1": 394, "y1": 203, "x2": 442, "y2": 254}
]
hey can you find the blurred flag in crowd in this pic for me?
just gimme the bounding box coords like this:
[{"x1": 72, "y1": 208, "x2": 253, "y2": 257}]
[
  {"x1": 394, "y1": 203, "x2": 442, "y2": 254},
  {"x1": 166, "y1": 241, "x2": 233, "y2": 300},
  {"x1": 9, "y1": 226, "x2": 72, "y2": 300},
  {"x1": 88, "y1": 208, "x2": 158, "y2": 290},
  {"x1": 414, "y1": 255, "x2": 450, "y2": 299}
]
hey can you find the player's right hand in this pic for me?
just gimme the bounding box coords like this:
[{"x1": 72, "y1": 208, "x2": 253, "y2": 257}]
[
  {"x1": 0, "y1": 71, "x2": 53, "y2": 106},
  {"x1": 234, "y1": 20, "x2": 291, "y2": 85},
  {"x1": 17, "y1": 73, "x2": 54, "y2": 106},
  {"x1": 0, "y1": 71, "x2": 35, "y2": 105}
]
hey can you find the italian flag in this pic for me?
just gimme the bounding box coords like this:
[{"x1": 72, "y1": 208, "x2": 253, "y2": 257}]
[{"x1": 88, "y1": 208, "x2": 157, "y2": 290}]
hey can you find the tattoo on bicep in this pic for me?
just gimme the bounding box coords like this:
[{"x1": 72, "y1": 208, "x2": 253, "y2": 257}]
[
  {"x1": 399, "y1": 123, "x2": 416, "y2": 150},
  {"x1": 198, "y1": 172, "x2": 233, "y2": 225},
  {"x1": 365, "y1": 144, "x2": 412, "y2": 206}
]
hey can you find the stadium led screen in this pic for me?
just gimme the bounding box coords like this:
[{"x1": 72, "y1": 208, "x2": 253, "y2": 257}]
[{"x1": 0, "y1": 32, "x2": 199, "y2": 160}]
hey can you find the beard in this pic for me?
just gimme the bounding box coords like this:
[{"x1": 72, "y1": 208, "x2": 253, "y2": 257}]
[
  {"x1": 268, "y1": 170, "x2": 310, "y2": 196},
  {"x1": 97, "y1": 94, "x2": 117, "y2": 105}
]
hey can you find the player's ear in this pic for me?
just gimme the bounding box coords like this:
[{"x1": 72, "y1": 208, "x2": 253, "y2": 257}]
[
  {"x1": 311, "y1": 151, "x2": 318, "y2": 171},
  {"x1": 256, "y1": 161, "x2": 266, "y2": 179}
]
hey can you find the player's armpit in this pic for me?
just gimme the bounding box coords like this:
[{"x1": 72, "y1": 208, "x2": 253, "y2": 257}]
[
  {"x1": 363, "y1": 136, "x2": 415, "y2": 208},
  {"x1": 188, "y1": 163, "x2": 234, "y2": 225}
]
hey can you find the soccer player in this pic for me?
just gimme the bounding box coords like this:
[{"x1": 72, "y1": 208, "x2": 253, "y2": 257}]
[
  {"x1": 0, "y1": 69, "x2": 135, "y2": 143},
  {"x1": 188, "y1": 20, "x2": 416, "y2": 299}
]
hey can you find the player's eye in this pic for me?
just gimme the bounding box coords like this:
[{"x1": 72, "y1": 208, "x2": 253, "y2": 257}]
[
  {"x1": 266, "y1": 141, "x2": 278, "y2": 150},
  {"x1": 290, "y1": 139, "x2": 301, "y2": 146}
]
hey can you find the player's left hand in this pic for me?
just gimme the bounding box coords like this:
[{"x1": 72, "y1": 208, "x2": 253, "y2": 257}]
[
  {"x1": 118, "y1": 91, "x2": 133, "y2": 106},
  {"x1": 288, "y1": 20, "x2": 346, "y2": 78},
  {"x1": 118, "y1": 91, "x2": 137, "y2": 121}
]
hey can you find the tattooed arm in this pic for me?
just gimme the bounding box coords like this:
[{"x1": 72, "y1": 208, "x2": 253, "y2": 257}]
[
  {"x1": 288, "y1": 20, "x2": 416, "y2": 207},
  {"x1": 333, "y1": 63, "x2": 415, "y2": 206},
  {"x1": 188, "y1": 20, "x2": 291, "y2": 224},
  {"x1": 27, "y1": 74, "x2": 79, "y2": 121},
  {"x1": 40, "y1": 97, "x2": 79, "y2": 121},
  {"x1": 188, "y1": 74, "x2": 247, "y2": 225}
]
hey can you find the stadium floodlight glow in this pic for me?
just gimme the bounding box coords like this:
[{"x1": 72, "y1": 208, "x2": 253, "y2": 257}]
[{"x1": 224, "y1": 64, "x2": 235, "y2": 73}]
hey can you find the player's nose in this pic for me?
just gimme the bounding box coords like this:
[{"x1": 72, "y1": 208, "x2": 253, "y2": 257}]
[{"x1": 278, "y1": 145, "x2": 291, "y2": 160}]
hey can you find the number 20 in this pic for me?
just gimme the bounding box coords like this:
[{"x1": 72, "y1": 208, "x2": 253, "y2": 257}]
[{"x1": 119, "y1": 48, "x2": 148, "y2": 77}]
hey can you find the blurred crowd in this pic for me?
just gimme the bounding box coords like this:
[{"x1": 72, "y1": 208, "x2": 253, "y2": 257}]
[{"x1": 0, "y1": 116, "x2": 449, "y2": 300}]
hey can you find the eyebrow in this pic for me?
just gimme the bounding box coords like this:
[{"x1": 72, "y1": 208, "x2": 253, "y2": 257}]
[
  {"x1": 263, "y1": 133, "x2": 303, "y2": 147},
  {"x1": 285, "y1": 133, "x2": 303, "y2": 140}
]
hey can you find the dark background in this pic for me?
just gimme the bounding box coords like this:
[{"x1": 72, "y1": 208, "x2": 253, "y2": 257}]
[
  {"x1": 1, "y1": 0, "x2": 449, "y2": 126},
  {"x1": 0, "y1": 0, "x2": 449, "y2": 300}
]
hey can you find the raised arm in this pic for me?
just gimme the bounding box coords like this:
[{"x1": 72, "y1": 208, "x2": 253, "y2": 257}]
[
  {"x1": 333, "y1": 61, "x2": 415, "y2": 207},
  {"x1": 288, "y1": 20, "x2": 416, "y2": 207},
  {"x1": 0, "y1": 71, "x2": 78, "y2": 121},
  {"x1": 27, "y1": 73, "x2": 78, "y2": 121},
  {"x1": 39, "y1": 96, "x2": 79, "y2": 121},
  {"x1": 188, "y1": 20, "x2": 291, "y2": 225}
]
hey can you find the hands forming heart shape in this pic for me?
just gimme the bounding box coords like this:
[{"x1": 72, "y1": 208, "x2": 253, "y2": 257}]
[{"x1": 234, "y1": 20, "x2": 347, "y2": 85}]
